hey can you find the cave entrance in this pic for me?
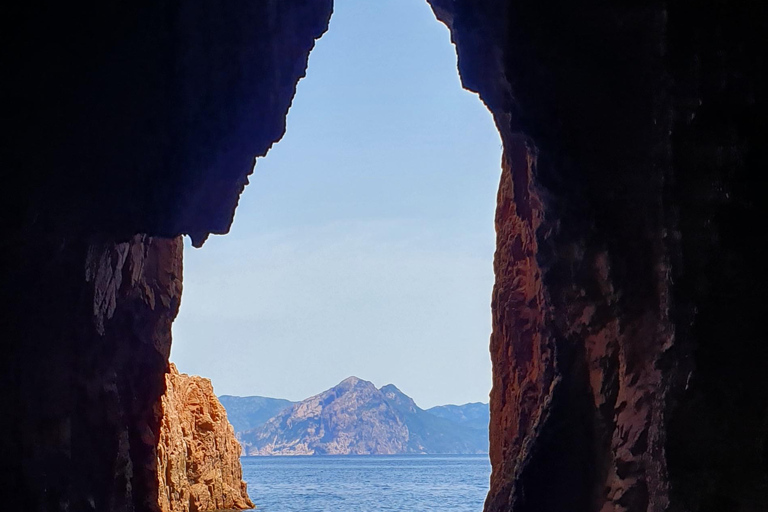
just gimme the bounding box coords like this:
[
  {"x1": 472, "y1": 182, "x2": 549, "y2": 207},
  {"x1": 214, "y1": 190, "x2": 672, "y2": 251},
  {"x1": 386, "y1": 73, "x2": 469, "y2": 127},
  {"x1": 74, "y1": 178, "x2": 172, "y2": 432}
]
[{"x1": 172, "y1": 0, "x2": 501, "y2": 510}]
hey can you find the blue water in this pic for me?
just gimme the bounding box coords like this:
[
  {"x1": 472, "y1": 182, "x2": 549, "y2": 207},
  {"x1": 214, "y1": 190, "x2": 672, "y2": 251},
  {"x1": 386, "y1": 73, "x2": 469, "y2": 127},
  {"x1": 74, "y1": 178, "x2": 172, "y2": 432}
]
[{"x1": 241, "y1": 455, "x2": 490, "y2": 512}]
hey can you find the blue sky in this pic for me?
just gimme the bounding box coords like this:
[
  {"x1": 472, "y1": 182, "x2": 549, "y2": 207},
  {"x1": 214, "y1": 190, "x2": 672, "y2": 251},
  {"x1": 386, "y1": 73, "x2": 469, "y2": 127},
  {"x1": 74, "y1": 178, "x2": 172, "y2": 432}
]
[{"x1": 171, "y1": 0, "x2": 501, "y2": 409}]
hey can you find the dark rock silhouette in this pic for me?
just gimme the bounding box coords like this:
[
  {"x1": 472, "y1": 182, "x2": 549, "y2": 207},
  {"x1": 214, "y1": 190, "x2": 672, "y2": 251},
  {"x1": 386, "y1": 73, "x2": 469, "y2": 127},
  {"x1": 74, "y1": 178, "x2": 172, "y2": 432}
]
[
  {"x1": 1, "y1": 3, "x2": 333, "y2": 509},
  {"x1": 429, "y1": 0, "x2": 768, "y2": 509}
]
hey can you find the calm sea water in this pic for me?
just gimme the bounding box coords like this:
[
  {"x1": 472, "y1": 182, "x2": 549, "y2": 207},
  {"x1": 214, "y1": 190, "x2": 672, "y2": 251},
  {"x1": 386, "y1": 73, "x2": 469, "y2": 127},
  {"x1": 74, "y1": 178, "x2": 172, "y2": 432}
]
[{"x1": 241, "y1": 454, "x2": 491, "y2": 512}]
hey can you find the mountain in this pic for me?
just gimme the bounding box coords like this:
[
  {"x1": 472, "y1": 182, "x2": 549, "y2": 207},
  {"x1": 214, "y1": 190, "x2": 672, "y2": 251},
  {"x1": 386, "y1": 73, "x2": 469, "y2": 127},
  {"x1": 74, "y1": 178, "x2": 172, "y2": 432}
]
[
  {"x1": 426, "y1": 402, "x2": 490, "y2": 431},
  {"x1": 236, "y1": 377, "x2": 488, "y2": 455},
  {"x1": 380, "y1": 385, "x2": 488, "y2": 454},
  {"x1": 218, "y1": 395, "x2": 296, "y2": 433}
]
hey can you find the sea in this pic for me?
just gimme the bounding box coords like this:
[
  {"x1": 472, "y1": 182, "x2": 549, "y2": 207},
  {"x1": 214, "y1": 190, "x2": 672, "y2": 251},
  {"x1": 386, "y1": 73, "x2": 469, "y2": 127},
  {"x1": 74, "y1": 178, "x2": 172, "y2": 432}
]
[{"x1": 241, "y1": 454, "x2": 491, "y2": 512}]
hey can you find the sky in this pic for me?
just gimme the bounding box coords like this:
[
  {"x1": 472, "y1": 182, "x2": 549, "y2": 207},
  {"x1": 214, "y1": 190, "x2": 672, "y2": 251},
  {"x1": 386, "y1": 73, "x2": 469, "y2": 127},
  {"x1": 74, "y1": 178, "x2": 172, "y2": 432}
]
[{"x1": 170, "y1": 0, "x2": 502, "y2": 409}]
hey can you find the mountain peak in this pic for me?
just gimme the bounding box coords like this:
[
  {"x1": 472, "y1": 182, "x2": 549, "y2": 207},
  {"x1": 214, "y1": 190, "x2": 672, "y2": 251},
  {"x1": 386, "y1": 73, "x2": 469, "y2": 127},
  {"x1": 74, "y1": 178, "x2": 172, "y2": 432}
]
[
  {"x1": 335, "y1": 376, "x2": 375, "y2": 390},
  {"x1": 334, "y1": 376, "x2": 379, "y2": 391},
  {"x1": 380, "y1": 384, "x2": 419, "y2": 412},
  {"x1": 234, "y1": 381, "x2": 489, "y2": 456},
  {"x1": 379, "y1": 383, "x2": 401, "y2": 393}
]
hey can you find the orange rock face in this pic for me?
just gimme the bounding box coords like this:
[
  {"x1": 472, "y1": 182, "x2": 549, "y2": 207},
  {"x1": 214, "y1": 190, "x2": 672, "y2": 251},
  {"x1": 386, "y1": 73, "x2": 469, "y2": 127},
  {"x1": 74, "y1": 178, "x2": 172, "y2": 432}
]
[
  {"x1": 486, "y1": 135, "x2": 674, "y2": 511},
  {"x1": 430, "y1": 1, "x2": 768, "y2": 510},
  {"x1": 157, "y1": 364, "x2": 254, "y2": 512},
  {"x1": 486, "y1": 137, "x2": 554, "y2": 510}
]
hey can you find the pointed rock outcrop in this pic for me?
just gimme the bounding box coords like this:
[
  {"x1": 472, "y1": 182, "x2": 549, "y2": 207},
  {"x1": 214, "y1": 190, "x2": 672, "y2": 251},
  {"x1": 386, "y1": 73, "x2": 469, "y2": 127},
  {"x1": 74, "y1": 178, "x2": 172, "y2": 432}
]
[{"x1": 156, "y1": 364, "x2": 254, "y2": 512}]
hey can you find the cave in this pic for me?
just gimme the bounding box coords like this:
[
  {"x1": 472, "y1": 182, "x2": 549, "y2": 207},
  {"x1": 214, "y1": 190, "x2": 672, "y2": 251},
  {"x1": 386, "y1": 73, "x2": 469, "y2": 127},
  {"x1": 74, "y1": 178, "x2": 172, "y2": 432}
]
[{"x1": 1, "y1": 1, "x2": 766, "y2": 511}]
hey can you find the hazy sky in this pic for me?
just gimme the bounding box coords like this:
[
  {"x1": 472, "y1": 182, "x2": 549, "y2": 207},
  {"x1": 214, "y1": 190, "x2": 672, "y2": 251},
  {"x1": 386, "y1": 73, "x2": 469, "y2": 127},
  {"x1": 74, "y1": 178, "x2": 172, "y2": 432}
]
[{"x1": 171, "y1": 0, "x2": 502, "y2": 409}]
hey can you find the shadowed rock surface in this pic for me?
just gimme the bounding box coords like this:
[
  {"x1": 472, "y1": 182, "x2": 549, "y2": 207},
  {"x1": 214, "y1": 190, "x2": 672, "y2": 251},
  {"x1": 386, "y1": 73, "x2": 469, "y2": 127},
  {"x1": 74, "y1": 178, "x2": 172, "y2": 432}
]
[
  {"x1": 157, "y1": 364, "x2": 253, "y2": 512},
  {"x1": 1, "y1": 233, "x2": 184, "y2": 511},
  {"x1": 428, "y1": 0, "x2": 768, "y2": 510},
  {"x1": 1, "y1": 2, "x2": 332, "y2": 510},
  {"x1": 239, "y1": 377, "x2": 488, "y2": 456}
]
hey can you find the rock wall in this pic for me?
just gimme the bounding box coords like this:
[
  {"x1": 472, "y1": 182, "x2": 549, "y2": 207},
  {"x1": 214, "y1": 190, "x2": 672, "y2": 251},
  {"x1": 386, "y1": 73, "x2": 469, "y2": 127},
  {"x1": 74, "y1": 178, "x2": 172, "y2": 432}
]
[
  {"x1": 1, "y1": 2, "x2": 332, "y2": 510},
  {"x1": 157, "y1": 364, "x2": 253, "y2": 512},
  {"x1": 4, "y1": 1, "x2": 335, "y2": 245},
  {"x1": 1, "y1": 234, "x2": 183, "y2": 511},
  {"x1": 429, "y1": 0, "x2": 767, "y2": 511}
]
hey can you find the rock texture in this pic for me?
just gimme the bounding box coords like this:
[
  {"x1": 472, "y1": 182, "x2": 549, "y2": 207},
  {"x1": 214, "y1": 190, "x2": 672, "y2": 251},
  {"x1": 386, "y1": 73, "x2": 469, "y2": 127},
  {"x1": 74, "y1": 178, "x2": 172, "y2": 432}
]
[
  {"x1": 239, "y1": 377, "x2": 487, "y2": 455},
  {"x1": 1, "y1": 2, "x2": 332, "y2": 510},
  {"x1": 428, "y1": 0, "x2": 768, "y2": 511},
  {"x1": 157, "y1": 364, "x2": 253, "y2": 512}
]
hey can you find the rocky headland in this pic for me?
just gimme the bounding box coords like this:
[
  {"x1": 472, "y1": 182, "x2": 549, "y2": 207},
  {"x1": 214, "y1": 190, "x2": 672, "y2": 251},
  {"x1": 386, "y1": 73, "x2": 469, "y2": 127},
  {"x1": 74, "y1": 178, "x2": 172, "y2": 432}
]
[
  {"x1": 235, "y1": 377, "x2": 488, "y2": 456},
  {"x1": 157, "y1": 364, "x2": 254, "y2": 512}
]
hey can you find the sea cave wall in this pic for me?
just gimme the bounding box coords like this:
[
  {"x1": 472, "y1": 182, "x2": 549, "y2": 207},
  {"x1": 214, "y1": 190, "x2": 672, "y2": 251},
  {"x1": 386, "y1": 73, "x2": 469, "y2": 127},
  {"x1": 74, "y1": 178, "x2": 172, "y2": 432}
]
[
  {"x1": 1, "y1": 0, "x2": 766, "y2": 511},
  {"x1": 1, "y1": 2, "x2": 333, "y2": 510},
  {"x1": 428, "y1": 0, "x2": 767, "y2": 510}
]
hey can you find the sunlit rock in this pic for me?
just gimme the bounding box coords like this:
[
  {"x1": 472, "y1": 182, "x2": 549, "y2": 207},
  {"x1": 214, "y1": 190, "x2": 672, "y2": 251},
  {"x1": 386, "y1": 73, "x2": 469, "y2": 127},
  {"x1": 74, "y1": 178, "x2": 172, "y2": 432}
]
[{"x1": 157, "y1": 364, "x2": 254, "y2": 512}]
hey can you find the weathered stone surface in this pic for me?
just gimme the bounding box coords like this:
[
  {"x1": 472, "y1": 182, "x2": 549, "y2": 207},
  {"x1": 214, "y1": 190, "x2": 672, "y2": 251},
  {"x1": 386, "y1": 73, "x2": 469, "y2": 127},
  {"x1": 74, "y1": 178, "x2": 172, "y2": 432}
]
[
  {"x1": 429, "y1": 0, "x2": 768, "y2": 510},
  {"x1": 1, "y1": 234, "x2": 183, "y2": 512},
  {"x1": 157, "y1": 364, "x2": 253, "y2": 512},
  {"x1": 1, "y1": 2, "x2": 332, "y2": 510}
]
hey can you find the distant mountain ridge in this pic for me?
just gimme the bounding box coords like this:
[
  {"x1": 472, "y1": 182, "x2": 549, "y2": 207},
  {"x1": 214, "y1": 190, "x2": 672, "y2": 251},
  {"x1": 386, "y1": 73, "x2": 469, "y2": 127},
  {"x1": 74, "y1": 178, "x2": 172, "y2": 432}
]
[
  {"x1": 426, "y1": 402, "x2": 490, "y2": 431},
  {"x1": 225, "y1": 377, "x2": 488, "y2": 456},
  {"x1": 218, "y1": 395, "x2": 296, "y2": 433}
]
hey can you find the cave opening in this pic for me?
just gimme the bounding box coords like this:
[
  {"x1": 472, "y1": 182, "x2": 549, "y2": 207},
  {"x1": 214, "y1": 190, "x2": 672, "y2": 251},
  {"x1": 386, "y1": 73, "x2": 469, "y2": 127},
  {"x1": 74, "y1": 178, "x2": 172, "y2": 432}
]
[
  {"x1": 169, "y1": 0, "x2": 501, "y2": 510},
  {"x1": 5, "y1": 0, "x2": 765, "y2": 510}
]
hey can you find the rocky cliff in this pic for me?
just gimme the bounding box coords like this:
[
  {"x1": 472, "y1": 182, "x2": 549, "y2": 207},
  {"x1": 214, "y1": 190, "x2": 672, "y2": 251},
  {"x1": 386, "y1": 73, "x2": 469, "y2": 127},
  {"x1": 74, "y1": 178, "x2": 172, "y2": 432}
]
[
  {"x1": 157, "y1": 364, "x2": 253, "y2": 512},
  {"x1": 428, "y1": 0, "x2": 768, "y2": 510},
  {"x1": 2, "y1": 2, "x2": 333, "y2": 510},
  {"x1": 239, "y1": 377, "x2": 487, "y2": 456}
]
